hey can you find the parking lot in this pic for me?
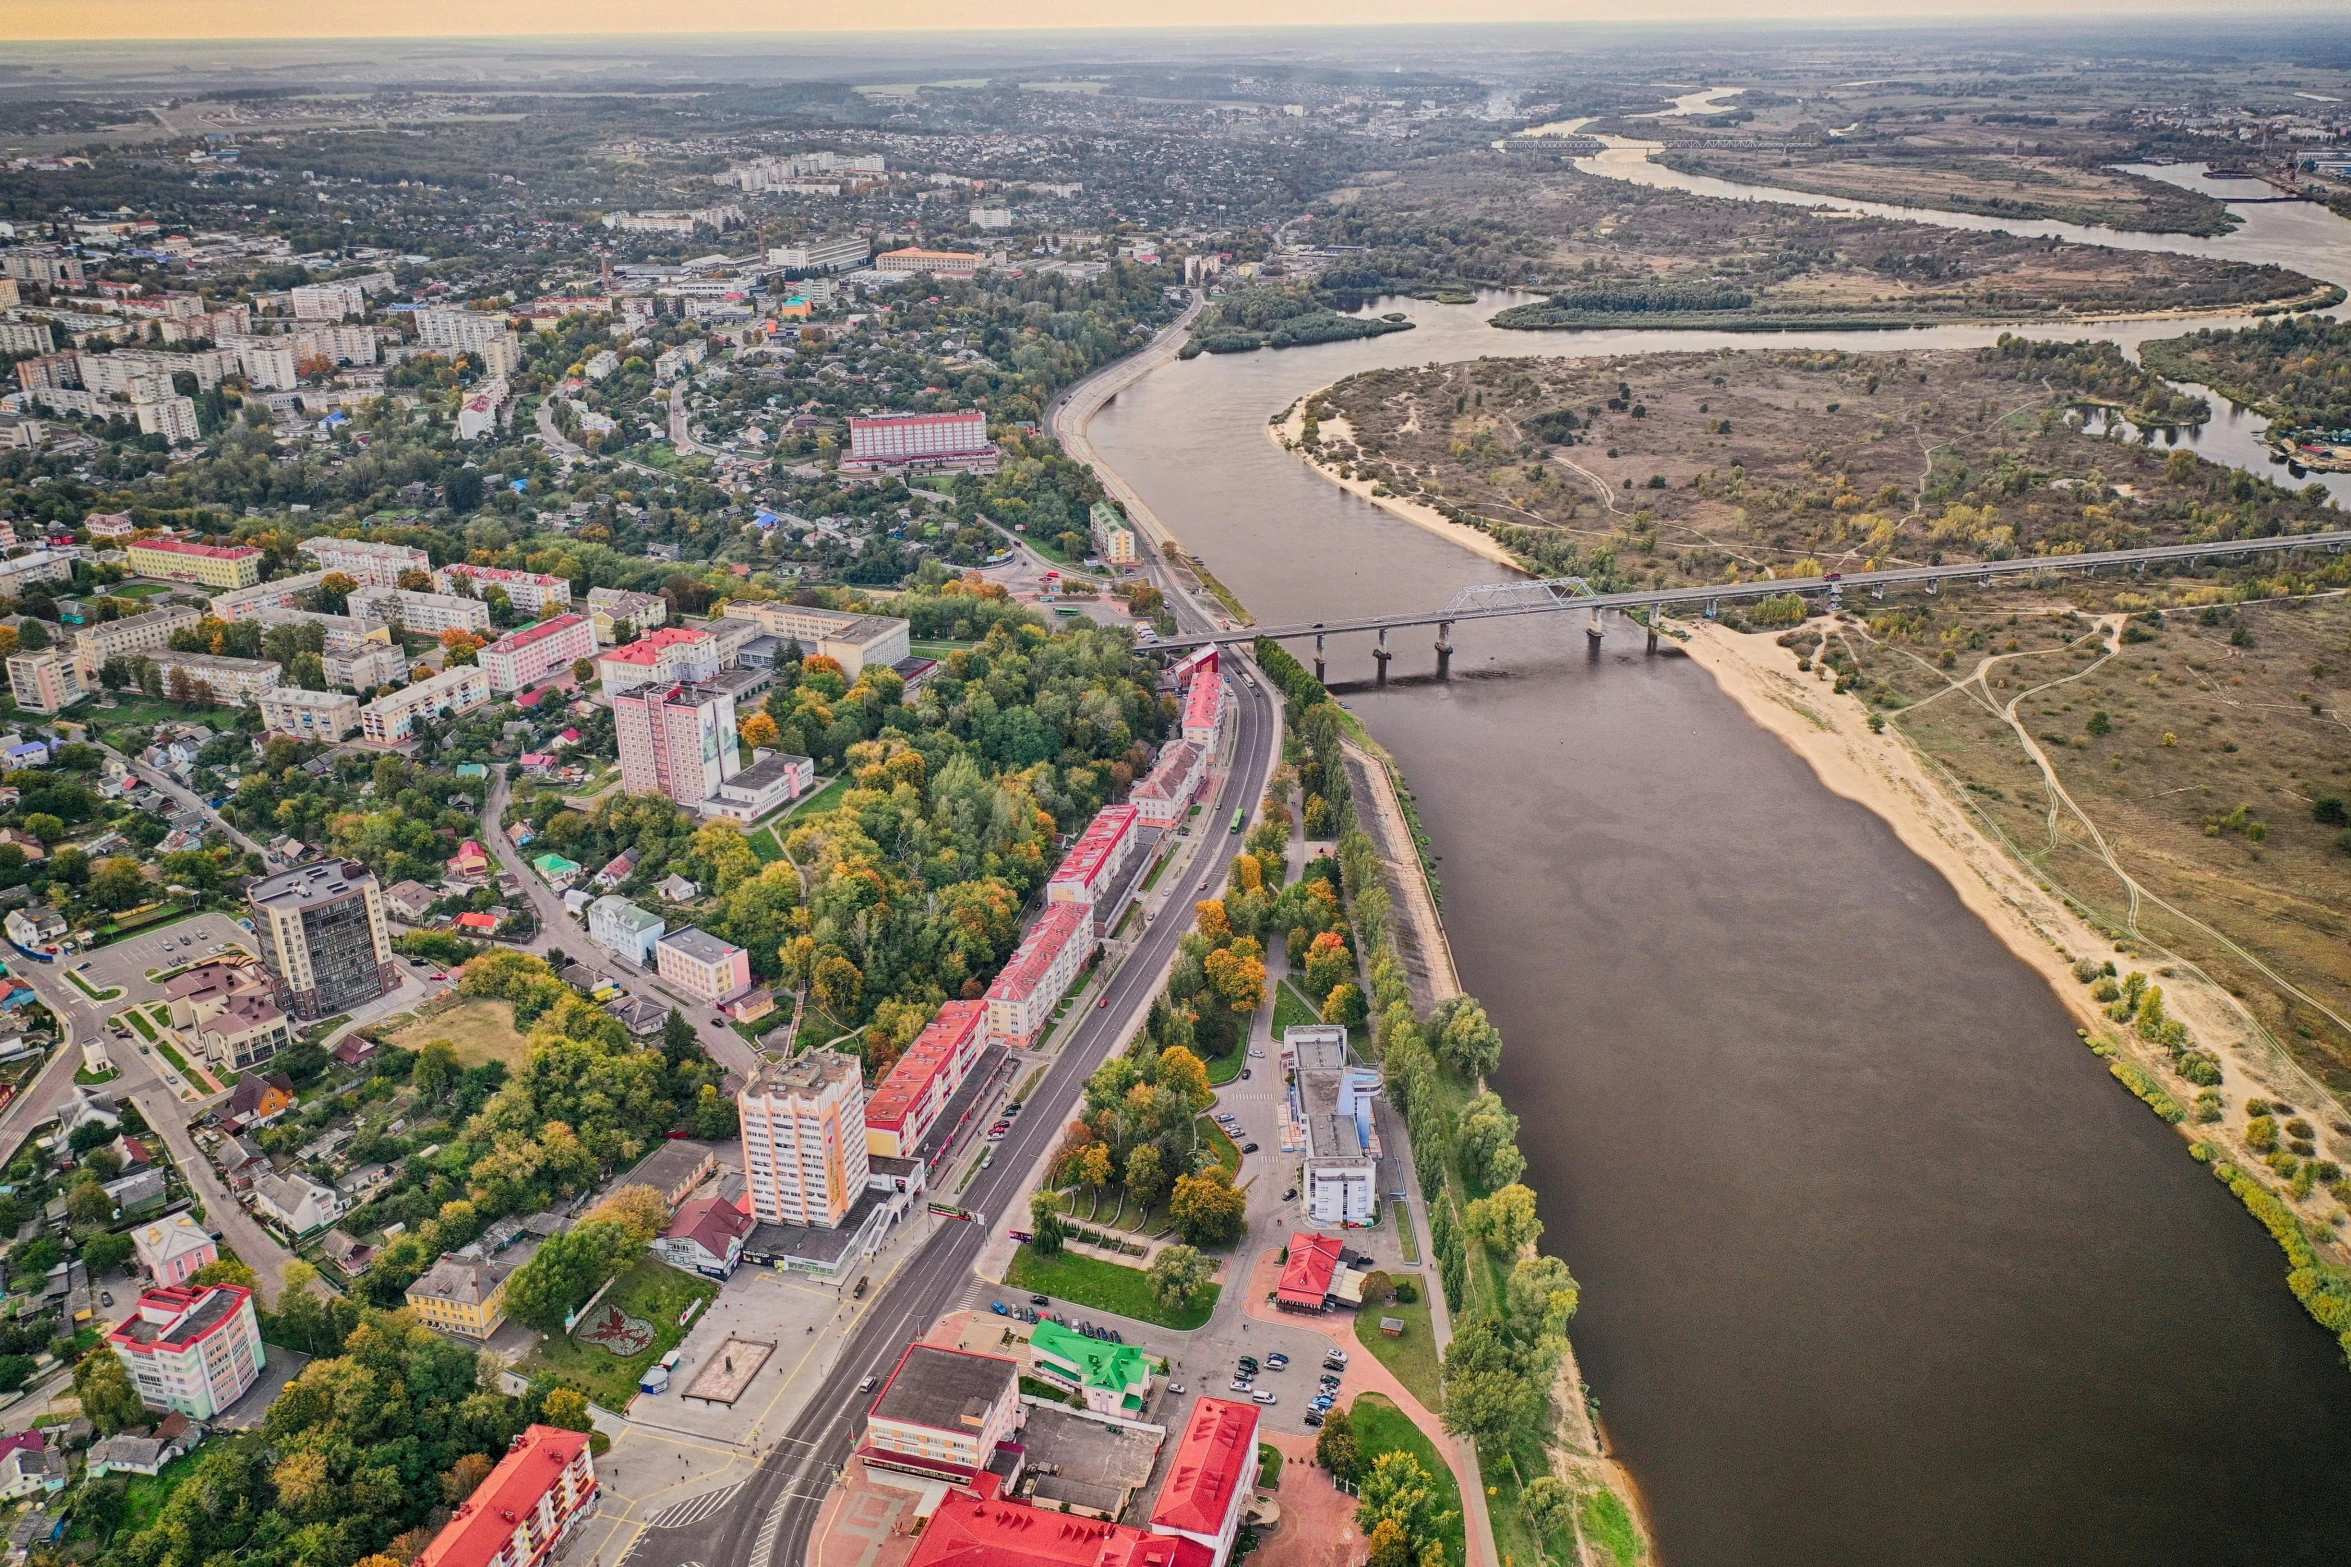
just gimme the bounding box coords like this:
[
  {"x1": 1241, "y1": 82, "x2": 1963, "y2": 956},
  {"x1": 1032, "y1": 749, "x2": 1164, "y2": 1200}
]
[{"x1": 73, "y1": 912, "x2": 256, "y2": 1001}]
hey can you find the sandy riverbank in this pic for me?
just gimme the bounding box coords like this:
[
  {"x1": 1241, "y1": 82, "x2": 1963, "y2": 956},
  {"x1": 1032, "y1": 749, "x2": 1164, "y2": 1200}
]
[
  {"x1": 1680, "y1": 619, "x2": 2345, "y2": 1163},
  {"x1": 1269, "y1": 399, "x2": 1526, "y2": 572}
]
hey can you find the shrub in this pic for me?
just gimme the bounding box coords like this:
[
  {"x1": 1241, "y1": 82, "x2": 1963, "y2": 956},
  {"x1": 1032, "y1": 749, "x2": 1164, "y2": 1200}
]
[
  {"x1": 2178, "y1": 1051, "x2": 2222, "y2": 1086},
  {"x1": 2246, "y1": 1115, "x2": 2279, "y2": 1153}
]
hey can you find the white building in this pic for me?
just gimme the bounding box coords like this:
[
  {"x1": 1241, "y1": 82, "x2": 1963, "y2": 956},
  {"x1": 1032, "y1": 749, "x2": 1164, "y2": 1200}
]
[
  {"x1": 301, "y1": 536, "x2": 429, "y2": 588},
  {"x1": 359, "y1": 664, "x2": 491, "y2": 745},
  {"x1": 1289, "y1": 1026, "x2": 1380, "y2": 1228},
  {"x1": 435, "y1": 564, "x2": 573, "y2": 614},
  {"x1": 414, "y1": 306, "x2": 513, "y2": 354},
  {"x1": 349, "y1": 585, "x2": 492, "y2": 637},
  {"x1": 258, "y1": 686, "x2": 361, "y2": 742},
  {"x1": 586, "y1": 896, "x2": 664, "y2": 965},
  {"x1": 133, "y1": 395, "x2": 202, "y2": 444},
  {"x1": 478, "y1": 612, "x2": 594, "y2": 694}
]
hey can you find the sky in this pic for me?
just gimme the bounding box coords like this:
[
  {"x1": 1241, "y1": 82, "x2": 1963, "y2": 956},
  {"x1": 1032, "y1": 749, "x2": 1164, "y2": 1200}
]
[{"x1": 3, "y1": 0, "x2": 2302, "y2": 44}]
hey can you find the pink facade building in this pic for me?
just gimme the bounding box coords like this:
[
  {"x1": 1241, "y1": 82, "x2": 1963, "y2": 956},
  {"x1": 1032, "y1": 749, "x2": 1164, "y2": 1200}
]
[
  {"x1": 1130, "y1": 741, "x2": 1206, "y2": 829},
  {"x1": 984, "y1": 903, "x2": 1091, "y2": 1047},
  {"x1": 613, "y1": 680, "x2": 739, "y2": 808},
  {"x1": 479, "y1": 612, "x2": 595, "y2": 694},
  {"x1": 596, "y1": 626, "x2": 719, "y2": 696},
  {"x1": 434, "y1": 563, "x2": 575, "y2": 614},
  {"x1": 1047, "y1": 804, "x2": 1139, "y2": 910},
  {"x1": 106, "y1": 1284, "x2": 264, "y2": 1420},
  {"x1": 1180, "y1": 674, "x2": 1225, "y2": 746}
]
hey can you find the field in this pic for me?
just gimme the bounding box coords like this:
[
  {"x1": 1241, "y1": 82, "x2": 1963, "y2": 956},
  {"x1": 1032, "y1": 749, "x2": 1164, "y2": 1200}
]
[
  {"x1": 1002, "y1": 1244, "x2": 1218, "y2": 1330},
  {"x1": 515, "y1": 1258, "x2": 719, "y2": 1411},
  {"x1": 386, "y1": 996, "x2": 533, "y2": 1067},
  {"x1": 1656, "y1": 146, "x2": 2235, "y2": 236},
  {"x1": 1305, "y1": 344, "x2": 2335, "y2": 588},
  {"x1": 1347, "y1": 1393, "x2": 1466, "y2": 1567},
  {"x1": 1798, "y1": 589, "x2": 2351, "y2": 1095}
]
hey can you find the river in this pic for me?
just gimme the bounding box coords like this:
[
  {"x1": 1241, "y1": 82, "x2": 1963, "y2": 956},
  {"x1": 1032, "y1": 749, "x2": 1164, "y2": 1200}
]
[{"x1": 1085, "y1": 147, "x2": 2351, "y2": 1567}]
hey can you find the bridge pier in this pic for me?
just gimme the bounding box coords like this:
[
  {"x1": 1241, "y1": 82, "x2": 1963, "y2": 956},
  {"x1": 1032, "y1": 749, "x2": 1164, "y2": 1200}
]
[
  {"x1": 1435, "y1": 621, "x2": 1453, "y2": 680},
  {"x1": 1645, "y1": 614, "x2": 1659, "y2": 654},
  {"x1": 1373, "y1": 626, "x2": 1391, "y2": 686},
  {"x1": 1313, "y1": 633, "x2": 1326, "y2": 685},
  {"x1": 1586, "y1": 608, "x2": 1604, "y2": 645}
]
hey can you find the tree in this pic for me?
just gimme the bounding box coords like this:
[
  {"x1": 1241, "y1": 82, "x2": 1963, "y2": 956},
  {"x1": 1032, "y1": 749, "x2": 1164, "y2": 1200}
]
[
  {"x1": 88, "y1": 856, "x2": 149, "y2": 911},
  {"x1": 1203, "y1": 944, "x2": 1266, "y2": 1016},
  {"x1": 1315, "y1": 1401, "x2": 1362, "y2": 1481},
  {"x1": 14, "y1": 619, "x2": 49, "y2": 651},
  {"x1": 1029, "y1": 1189, "x2": 1067, "y2": 1256},
  {"x1": 1506, "y1": 1254, "x2": 1581, "y2": 1341},
  {"x1": 67, "y1": 1176, "x2": 116, "y2": 1227},
  {"x1": 1078, "y1": 1141, "x2": 1114, "y2": 1194},
  {"x1": 1169, "y1": 1166, "x2": 1247, "y2": 1246},
  {"x1": 1366, "y1": 1519, "x2": 1414, "y2": 1567},
  {"x1": 1322, "y1": 982, "x2": 1366, "y2": 1027},
  {"x1": 662, "y1": 1007, "x2": 700, "y2": 1067},
  {"x1": 582, "y1": 1184, "x2": 670, "y2": 1247},
  {"x1": 1124, "y1": 1143, "x2": 1169, "y2": 1209},
  {"x1": 1463, "y1": 1183, "x2": 1542, "y2": 1256},
  {"x1": 692, "y1": 819, "x2": 760, "y2": 895},
  {"x1": 1303, "y1": 930, "x2": 1353, "y2": 1002},
  {"x1": 318, "y1": 571, "x2": 359, "y2": 614},
  {"x1": 1356, "y1": 1450, "x2": 1454, "y2": 1555},
  {"x1": 84, "y1": 1230, "x2": 135, "y2": 1273},
  {"x1": 443, "y1": 1452, "x2": 496, "y2": 1505},
  {"x1": 1455, "y1": 1092, "x2": 1525, "y2": 1193},
  {"x1": 74, "y1": 1348, "x2": 145, "y2": 1434},
  {"x1": 1430, "y1": 995, "x2": 1504, "y2": 1079},
  {"x1": 1155, "y1": 1046, "x2": 1211, "y2": 1112},
  {"x1": 540, "y1": 1388, "x2": 594, "y2": 1432},
  {"x1": 195, "y1": 1255, "x2": 261, "y2": 1289},
  {"x1": 1519, "y1": 1477, "x2": 1576, "y2": 1547},
  {"x1": 1147, "y1": 1244, "x2": 1213, "y2": 1311},
  {"x1": 1357, "y1": 1269, "x2": 1396, "y2": 1307},
  {"x1": 414, "y1": 1039, "x2": 460, "y2": 1102},
  {"x1": 741, "y1": 711, "x2": 782, "y2": 749}
]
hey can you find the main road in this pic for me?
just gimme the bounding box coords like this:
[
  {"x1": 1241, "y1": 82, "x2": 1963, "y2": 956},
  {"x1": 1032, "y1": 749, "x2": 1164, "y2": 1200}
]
[{"x1": 642, "y1": 471, "x2": 1280, "y2": 1567}]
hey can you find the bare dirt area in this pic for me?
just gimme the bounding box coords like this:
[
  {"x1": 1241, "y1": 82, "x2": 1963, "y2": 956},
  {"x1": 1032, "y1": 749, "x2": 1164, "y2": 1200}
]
[{"x1": 1301, "y1": 343, "x2": 2336, "y2": 583}]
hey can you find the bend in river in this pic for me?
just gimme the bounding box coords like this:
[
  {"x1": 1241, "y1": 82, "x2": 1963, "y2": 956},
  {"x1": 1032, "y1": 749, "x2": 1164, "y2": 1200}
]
[{"x1": 1086, "y1": 162, "x2": 2351, "y2": 1566}]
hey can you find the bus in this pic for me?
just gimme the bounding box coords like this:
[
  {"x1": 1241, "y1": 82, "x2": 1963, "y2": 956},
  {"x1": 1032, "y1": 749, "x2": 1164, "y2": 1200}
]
[{"x1": 1229, "y1": 808, "x2": 1244, "y2": 835}]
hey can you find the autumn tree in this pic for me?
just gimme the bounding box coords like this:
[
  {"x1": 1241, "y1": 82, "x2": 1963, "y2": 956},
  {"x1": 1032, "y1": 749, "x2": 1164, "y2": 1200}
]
[
  {"x1": 413, "y1": 1038, "x2": 460, "y2": 1102},
  {"x1": 540, "y1": 1388, "x2": 594, "y2": 1432},
  {"x1": 583, "y1": 1183, "x2": 670, "y2": 1246},
  {"x1": 1302, "y1": 930, "x2": 1353, "y2": 1003},
  {"x1": 74, "y1": 1350, "x2": 145, "y2": 1434},
  {"x1": 741, "y1": 710, "x2": 783, "y2": 749},
  {"x1": 1315, "y1": 1401, "x2": 1362, "y2": 1480},
  {"x1": 1147, "y1": 1244, "x2": 1213, "y2": 1311},
  {"x1": 1169, "y1": 1166, "x2": 1247, "y2": 1246},
  {"x1": 1356, "y1": 1450, "x2": 1455, "y2": 1557},
  {"x1": 1463, "y1": 1183, "x2": 1542, "y2": 1256},
  {"x1": 1124, "y1": 1143, "x2": 1169, "y2": 1208}
]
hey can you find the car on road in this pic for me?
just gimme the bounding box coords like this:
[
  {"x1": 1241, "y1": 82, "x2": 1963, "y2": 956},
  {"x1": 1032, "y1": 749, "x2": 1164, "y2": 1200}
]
[
  {"x1": 1249, "y1": 1048, "x2": 1263, "y2": 1058},
  {"x1": 1030, "y1": 1294, "x2": 1049, "y2": 1306},
  {"x1": 1168, "y1": 1383, "x2": 1185, "y2": 1395},
  {"x1": 1252, "y1": 1391, "x2": 1277, "y2": 1406},
  {"x1": 1241, "y1": 1069, "x2": 1251, "y2": 1080},
  {"x1": 1242, "y1": 1142, "x2": 1259, "y2": 1154},
  {"x1": 859, "y1": 1374, "x2": 879, "y2": 1393},
  {"x1": 407, "y1": 958, "x2": 428, "y2": 967},
  {"x1": 710, "y1": 1017, "x2": 725, "y2": 1027},
  {"x1": 1097, "y1": 996, "x2": 1108, "y2": 1008},
  {"x1": 987, "y1": 1122, "x2": 1010, "y2": 1139}
]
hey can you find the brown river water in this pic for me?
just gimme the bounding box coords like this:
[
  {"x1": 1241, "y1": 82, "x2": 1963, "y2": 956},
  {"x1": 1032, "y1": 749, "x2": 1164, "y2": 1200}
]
[{"x1": 1085, "y1": 173, "x2": 2351, "y2": 1565}]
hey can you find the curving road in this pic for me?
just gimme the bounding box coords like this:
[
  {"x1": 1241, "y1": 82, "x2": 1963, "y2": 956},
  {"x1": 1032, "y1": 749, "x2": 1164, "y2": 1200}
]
[{"x1": 636, "y1": 382, "x2": 1280, "y2": 1567}]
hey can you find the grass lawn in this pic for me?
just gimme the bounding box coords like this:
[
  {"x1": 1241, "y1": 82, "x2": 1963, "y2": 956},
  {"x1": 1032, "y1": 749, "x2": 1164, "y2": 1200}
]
[
  {"x1": 1196, "y1": 1115, "x2": 1241, "y2": 1172},
  {"x1": 1258, "y1": 1441, "x2": 1283, "y2": 1489},
  {"x1": 748, "y1": 825, "x2": 785, "y2": 863},
  {"x1": 387, "y1": 996, "x2": 532, "y2": 1068},
  {"x1": 1358, "y1": 1290, "x2": 1442, "y2": 1411},
  {"x1": 1272, "y1": 981, "x2": 1322, "y2": 1039},
  {"x1": 1004, "y1": 1244, "x2": 1217, "y2": 1330},
  {"x1": 792, "y1": 774, "x2": 852, "y2": 818},
  {"x1": 120, "y1": 1009, "x2": 157, "y2": 1042},
  {"x1": 1350, "y1": 1393, "x2": 1465, "y2": 1566},
  {"x1": 153, "y1": 1039, "x2": 193, "y2": 1078},
  {"x1": 1393, "y1": 1201, "x2": 1421, "y2": 1265},
  {"x1": 122, "y1": 1450, "x2": 204, "y2": 1532},
  {"x1": 1206, "y1": 1046, "x2": 1246, "y2": 1086},
  {"x1": 910, "y1": 639, "x2": 978, "y2": 658},
  {"x1": 517, "y1": 1259, "x2": 718, "y2": 1411}
]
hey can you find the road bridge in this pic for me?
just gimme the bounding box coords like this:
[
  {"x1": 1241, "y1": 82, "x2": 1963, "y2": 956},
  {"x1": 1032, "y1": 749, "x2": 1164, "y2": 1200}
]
[{"x1": 1151, "y1": 528, "x2": 2351, "y2": 681}]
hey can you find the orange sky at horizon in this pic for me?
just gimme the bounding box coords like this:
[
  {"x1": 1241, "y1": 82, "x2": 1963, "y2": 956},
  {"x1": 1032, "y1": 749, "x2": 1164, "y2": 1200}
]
[{"x1": 0, "y1": 0, "x2": 2267, "y2": 45}]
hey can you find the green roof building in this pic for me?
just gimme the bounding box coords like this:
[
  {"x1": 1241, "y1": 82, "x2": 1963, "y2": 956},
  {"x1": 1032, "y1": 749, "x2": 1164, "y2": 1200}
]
[
  {"x1": 532, "y1": 852, "x2": 583, "y2": 886},
  {"x1": 1028, "y1": 1318, "x2": 1154, "y2": 1416}
]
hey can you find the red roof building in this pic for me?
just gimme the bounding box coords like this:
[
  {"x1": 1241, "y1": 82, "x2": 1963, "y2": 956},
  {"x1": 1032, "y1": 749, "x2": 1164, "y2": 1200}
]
[
  {"x1": 415, "y1": 1425, "x2": 597, "y2": 1567},
  {"x1": 1180, "y1": 675, "x2": 1224, "y2": 746},
  {"x1": 908, "y1": 1486, "x2": 1212, "y2": 1567},
  {"x1": 1147, "y1": 1398, "x2": 1260, "y2": 1565},
  {"x1": 983, "y1": 903, "x2": 1090, "y2": 1047},
  {"x1": 1046, "y1": 805, "x2": 1140, "y2": 909},
  {"x1": 479, "y1": 612, "x2": 595, "y2": 695},
  {"x1": 865, "y1": 999, "x2": 988, "y2": 1158},
  {"x1": 1275, "y1": 1233, "x2": 1344, "y2": 1312},
  {"x1": 654, "y1": 1195, "x2": 754, "y2": 1277}
]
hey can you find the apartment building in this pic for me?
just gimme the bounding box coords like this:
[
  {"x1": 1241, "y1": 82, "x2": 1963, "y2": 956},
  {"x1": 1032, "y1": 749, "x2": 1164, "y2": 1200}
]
[
  {"x1": 134, "y1": 395, "x2": 202, "y2": 444},
  {"x1": 125, "y1": 539, "x2": 264, "y2": 590},
  {"x1": 596, "y1": 625, "x2": 718, "y2": 695},
  {"x1": 1128, "y1": 740, "x2": 1205, "y2": 829},
  {"x1": 1045, "y1": 805, "x2": 1140, "y2": 911},
  {"x1": 413, "y1": 306, "x2": 513, "y2": 353},
  {"x1": 145, "y1": 651, "x2": 279, "y2": 706},
  {"x1": 843, "y1": 410, "x2": 995, "y2": 472},
  {"x1": 0, "y1": 551, "x2": 72, "y2": 598},
  {"x1": 258, "y1": 686, "x2": 361, "y2": 742},
  {"x1": 227, "y1": 340, "x2": 298, "y2": 392},
  {"x1": 1181, "y1": 672, "x2": 1225, "y2": 746},
  {"x1": 718, "y1": 600, "x2": 910, "y2": 678},
  {"x1": 983, "y1": 903, "x2": 1090, "y2": 1048},
  {"x1": 412, "y1": 1425, "x2": 597, "y2": 1567},
  {"x1": 105, "y1": 1284, "x2": 264, "y2": 1421},
  {"x1": 434, "y1": 564, "x2": 573, "y2": 615},
  {"x1": 613, "y1": 679, "x2": 739, "y2": 809},
  {"x1": 300, "y1": 536, "x2": 429, "y2": 588},
  {"x1": 359, "y1": 664, "x2": 491, "y2": 745},
  {"x1": 289, "y1": 281, "x2": 365, "y2": 320},
  {"x1": 249, "y1": 859, "x2": 398, "y2": 1020},
  {"x1": 765, "y1": 235, "x2": 873, "y2": 272},
  {"x1": 479, "y1": 612, "x2": 594, "y2": 694},
  {"x1": 1089, "y1": 501, "x2": 1137, "y2": 566},
  {"x1": 348, "y1": 585, "x2": 492, "y2": 637},
  {"x1": 7, "y1": 649, "x2": 84, "y2": 715},
  {"x1": 586, "y1": 896, "x2": 664, "y2": 966},
  {"x1": 324, "y1": 644, "x2": 409, "y2": 692},
  {"x1": 654, "y1": 927, "x2": 753, "y2": 1005},
  {"x1": 857, "y1": 1344, "x2": 1023, "y2": 1485},
  {"x1": 737, "y1": 1050, "x2": 868, "y2": 1229},
  {"x1": 863, "y1": 1000, "x2": 987, "y2": 1159},
  {"x1": 873, "y1": 248, "x2": 980, "y2": 279},
  {"x1": 208, "y1": 570, "x2": 325, "y2": 623},
  {"x1": 404, "y1": 1255, "x2": 515, "y2": 1339},
  {"x1": 584, "y1": 586, "x2": 667, "y2": 644}
]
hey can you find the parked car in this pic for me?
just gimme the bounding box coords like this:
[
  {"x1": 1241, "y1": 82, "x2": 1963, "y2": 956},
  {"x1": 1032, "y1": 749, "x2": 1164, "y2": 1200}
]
[
  {"x1": 1283, "y1": 1188, "x2": 1299, "y2": 1201},
  {"x1": 1325, "y1": 1350, "x2": 1350, "y2": 1366},
  {"x1": 1030, "y1": 1294, "x2": 1049, "y2": 1306},
  {"x1": 1168, "y1": 1383, "x2": 1186, "y2": 1396},
  {"x1": 1265, "y1": 1353, "x2": 1289, "y2": 1369},
  {"x1": 1252, "y1": 1391, "x2": 1278, "y2": 1406},
  {"x1": 1237, "y1": 1356, "x2": 1258, "y2": 1372},
  {"x1": 1229, "y1": 1379, "x2": 1254, "y2": 1393},
  {"x1": 991, "y1": 1301, "x2": 1009, "y2": 1316},
  {"x1": 99, "y1": 1291, "x2": 113, "y2": 1307},
  {"x1": 1249, "y1": 1047, "x2": 1264, "y2": 1058},
  {"x1": 1303, "y1": 1410, "x2": 1325, "y2": 1428},
  {"x1": 1006, "y1": 1103, "x2": 1024, "y2": 1116}
]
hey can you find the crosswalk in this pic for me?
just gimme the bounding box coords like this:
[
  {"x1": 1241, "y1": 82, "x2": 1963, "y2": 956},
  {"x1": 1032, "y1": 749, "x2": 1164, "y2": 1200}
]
[
  {"x1": 751, "y1": 1489, "x2": 788, "y2": 1567},
  {"x1": 645, "y1": 1485, "x2": 742, "y2": 1530}
]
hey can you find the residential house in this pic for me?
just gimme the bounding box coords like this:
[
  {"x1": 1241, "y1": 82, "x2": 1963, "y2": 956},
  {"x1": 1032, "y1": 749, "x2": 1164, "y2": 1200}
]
[
  {"x1": 130, "y1": 1214, "x2": 217, "y2": 1287},
  {"x1": 319, "y1": 1230, "x2": 374, "y2": 1273},
  {"x1": 384, "y1": 880, "x2": 437, "y2": 922},
  {"x1": 102, "y1": 1168, "x2": 166, "y2": 1214},
  {"x1": 595, "y1": 849, "x2": 639, "y2": 889},
  {"x1": 225, "y1": 1072, "x2": 296, "y2": 1128},
  {"x1": 107, "y1": 1285, "x2": 265, "y2": 1420},
  {"x1": 652, "y1": 1196, "x2": 753, "y2": 1278},
  {"x1": 655, "y1": 874, "x2": 698, "y2": 903},
  {"x1": 624, "y1": 1139, "x2": 716, "y2": 1208},
  {"x1": 447, "y1": 840, "x2": 492, "y2": 880},
  {"x1": 59, "y1": 1084, "x2": 121, "y2": 1139},
  {"x1": 85, "y1": 1423, "x2": 201, "y2": 1479},
  {"x1": 216, "y1": 1136, "x2": 268, "y2": 1186},
  {"x1": 404, "y1": 1254, "x2": 515, "y2": 1339},
  {"x1": 0, "y1": 1446, "x2": 62, "y2": 1501},
  {"x1": 251, "y1": 1172, "x2": 345, "y2": 1236}
]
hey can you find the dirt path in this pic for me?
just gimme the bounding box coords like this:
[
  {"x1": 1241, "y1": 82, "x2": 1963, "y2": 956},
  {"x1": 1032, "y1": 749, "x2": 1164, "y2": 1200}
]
[{"x1": 1340, "y1": 738, "x2": 1461, "y2": 1010}]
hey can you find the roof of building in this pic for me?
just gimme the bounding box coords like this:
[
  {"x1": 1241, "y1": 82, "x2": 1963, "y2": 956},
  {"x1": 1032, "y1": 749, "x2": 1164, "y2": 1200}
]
[
  {"x1": 727, "y1": 751, "x2": 811, "y2": 791},
  {"x1": 626, "y1": 1137, "x2": 717, "y2": 1195},
  {"x1": 415, "y1": 1425, "x2": 590, "y2": 1567},
  {"x1": 1149, "y1": 1398, "x2": 1260, "y2": 1539},
  {"x1": 744, "y1": 1048, "x2": 861, "y2": 1103},
  {"x1": 658, "y1": 926, "x2": 743, "y2": 967},
  {"x1": 1181, "y1": 675, "x2": 1223, "y2": 728},
  {"x1": 865, "y1": 1001, "x2": 986, "y2": 1131},
  {"x1": 227, "y1": 1072, "x2": 294, "y2": 1115},
  {"x1": 985, "y1": 903, "x2": 1089, "y2": 1005},
  {"x1": 664, "y1": 1195, "x2": 754, "y2": 1259},
  {"x1": 131, "y1": 1214, "x2": 214, "y2": 1265},
  {"x1": 442, "y1": 563, "x2": 565, "y2": 587},
  {"x1": 1276, "y1": 1233, "x2": 1345, "y2": 1309},
  {"x1": 485, "y1": 612, "x2": 588, "y2": 655},
  {"x1": 162, "y1": 960, "x2": 263, "y2": 1005},
  {"x1": 1048, "y1": 805, "x2": 1138, "y2": 891},
  {"x1": 904, "y1": 1491, "x2": 1203, "y2": 1567},
  {"x1": 108, "y1": 1284, "x2": 249, "y2": 1353},
  {"x1": 249, "y1": 858, "x2": 375, "y2": 911},
  {"x1": 1029, "y1": 1319, "x2": 1152, "y2": 1399},
  {"x1": 407, "y1": 1253, "x2": 515, "y2": 1307},
  {"x1": 869, "y1": 1342, "x2": 1019, "y2": 1435},
  {"x1": 602, "y1": 625, "x2": 713, "y2": 666},
  {"x1": 1130, "y1": 742, "x2": 1203, "y2": 802},
  {"x1": 131, "y1": 538, "x2": 261, "y2": 561}
]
